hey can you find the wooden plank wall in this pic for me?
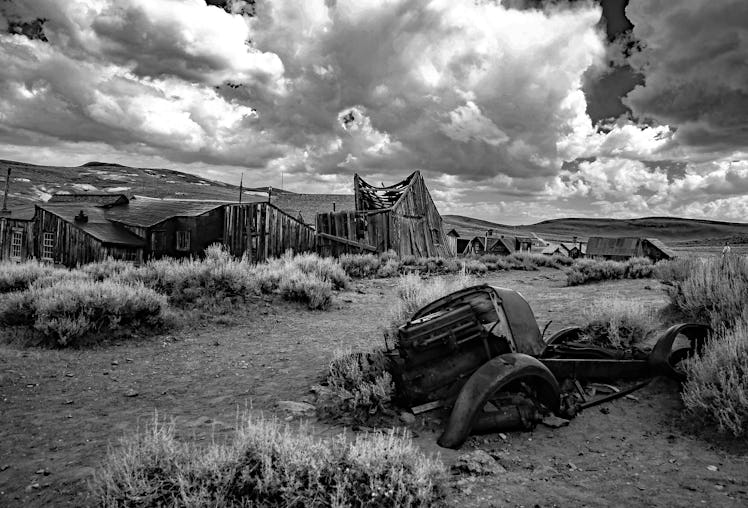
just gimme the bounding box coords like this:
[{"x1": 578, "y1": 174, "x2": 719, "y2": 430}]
[
  {"x1": 0, "y1": 218, "x2": 34, "y2": 261},
  {"x1": 315, "y1": 210, "x2": 390, "y2": 257},
  {"x1": 390, "y1": 174, "x2": 453, "y2": 258},
  {"x1": 224, "y1": 202, "x2": 315, "y2": 263}
]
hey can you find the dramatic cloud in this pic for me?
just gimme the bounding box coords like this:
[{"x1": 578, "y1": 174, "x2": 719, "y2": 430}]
[
  {"x1": 0, "y1": 0, "x2": 746, "y2": 223},
  {"x1": 624, "y1": 0, "x2": 748, "y2": 154}
]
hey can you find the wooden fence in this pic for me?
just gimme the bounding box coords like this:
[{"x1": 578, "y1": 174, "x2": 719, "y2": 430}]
[{"x1": 224, "y1": 202, "x2": 316, "y2": 262}]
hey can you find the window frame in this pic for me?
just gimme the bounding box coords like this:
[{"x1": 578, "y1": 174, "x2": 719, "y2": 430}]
[
  {"x1": 176, "y1": 230, "x2": 191, "y2": 252},
  {"x1": 10, "y1": 229, "x2": 23, "y2": 259},
  {"x1": 41, "y1": 232, "x2": 55, "y2": 262}
]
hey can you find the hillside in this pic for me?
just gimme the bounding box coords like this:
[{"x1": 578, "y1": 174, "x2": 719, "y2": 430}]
[
  {"x1": 3, "y1": 159, "x2": 747, "y2": 245},
  {"x1": 443, "y1": 215, "x2": 748, "y2": 246}
]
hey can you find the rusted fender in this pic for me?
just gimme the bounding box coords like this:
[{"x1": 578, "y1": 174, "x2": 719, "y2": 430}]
[
  {"x1": 649, "y1": 323, "x2": 711, "y2": 382},
  {"x1": 437, "y1": 353, "x2": 560, "y2": 449},
  {"x1": 544, "y1": 326, "x2": 583, "y2": 345}
]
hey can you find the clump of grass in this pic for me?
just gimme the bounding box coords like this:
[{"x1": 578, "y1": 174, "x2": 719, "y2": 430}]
[
  {"x1": 566, "y1": 257, "x2": 655, "y2": 286},
  {"x1": 384, "y1": 273, "x2": 475, "y2": 342},
  {"x1": 459, "y1": 259, "x2": 488, "y2": 274},
  {"x1": 663, "y1": 254, "x2": 748, "y2": 327},
  {"x1": 0, "y1": 279, "x2": 168, "y2": 346},
  {"x1": 654, "y1": 257, "x2": 701, "y2": 284},
  {"x1": 256, "y1": 251, "x2": 349, "y2": 291},
  {"x1": 80, "y1": 258, "x2": 134, "y2": 281},
  {"x1": 93, "y1": 413, "x2": 444, "y2": 507},
  {"x1": 682, "y1": 316, "x2": 748, "y2": 437},
  {"x1": 315, "y1": 349, "x2": 394, "y2": 420},
  {"x1": 579, "y1": 298, "x2": 658, "y2": 349},
  {"x1": 339, "y1": 253, "x2": 382, "y2": 278}
]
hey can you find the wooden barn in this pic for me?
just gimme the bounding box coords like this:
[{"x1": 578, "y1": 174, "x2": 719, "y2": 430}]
[
  {"x1": 0, "y1": 205, "x2": 36, "y2": 262},
  {"x1": 316, "y1": 171, "x2": 452, "y2": 257},
  {"x1": 586, "y1": 236, "x2": 675, "y2": 262}
]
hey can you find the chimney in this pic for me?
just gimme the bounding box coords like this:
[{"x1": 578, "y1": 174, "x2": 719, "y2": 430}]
[
  {"x1": 1, "y1": 167, "x2": 10, "y2": 216},
  {"x1": 74, "y1": 210, "x2": 88, "y2": 223}
]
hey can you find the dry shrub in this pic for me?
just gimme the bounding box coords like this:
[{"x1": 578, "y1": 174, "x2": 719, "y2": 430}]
[
  {"x1": 377, "y1": 258, "x2": 401, "y2": 277},
  {"x1": 80, "y1": 258, "x2": 133, "y2": 281},
  {"x1": 277, "y1": 268, "x2": 333, "y2": 310},
  {"x1": 580, "y1": 298, "x2": 658, "y2": 348},
  {"x1": 664, "y1": 254, "x2": 748, "y2": 327},
  {"x1": 339, "y1": 253, "x2": 381, "y2": 278},
  {"x1": 0, "y1": 260, "x2": 61, "y2": 293},
  {"x1": 0, "y1": 279, "x2": 168, "y2": 346},
  {"x1": 256, "y1": 251, "x2": 349, "y2": 291},
  {"x1": 384, "y1": 273, "x2": 475, "y2": 342},
  {"x1": 682, "y1": 316, "x2": 748, "y2": 437},
  {"x1": 459, "y1": 259, "x2": 488, "y2": 274},
  {"x1": 566, "y1": 257, "x2": 654, "y2": 286},
  {"x1": 654, "y1": 257, "x2": 700, "y2": 284},
  {"x1": 315, "y1": 349, "x2": 394, "y2": 420},
  {"x1": 93, "y1": 413, "x2": 444, "y2": 507}
]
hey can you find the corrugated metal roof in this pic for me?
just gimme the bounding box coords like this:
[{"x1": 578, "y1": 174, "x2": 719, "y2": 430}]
[
  {"x1": 105, "y1": 198, "x2": 227, "y2": 227},
  {"x1": 38, "y1": 203, "x2": 146, "y2": 247},
  {"x1": 586, "y1": 236, "x2": 641, "y2": 257}
]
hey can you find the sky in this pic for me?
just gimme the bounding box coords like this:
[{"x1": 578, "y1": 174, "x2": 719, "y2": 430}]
[{"x1": 0, "y1": 0, "x2": 747, "y2": 225}]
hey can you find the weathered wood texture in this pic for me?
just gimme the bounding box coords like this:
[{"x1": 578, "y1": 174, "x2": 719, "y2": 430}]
[
  {"x1": 224, "y1": 202, "x2": 315, "y2": 262},
  {"x1": 318, "y1": 172, "x2": 453, "y2": 257},
  {"x1": 33, "y1": 208, "x2": 143, "y2": 266},
  {"x1": 0, "y1": 217, "x2": 34, "y2": 261}
]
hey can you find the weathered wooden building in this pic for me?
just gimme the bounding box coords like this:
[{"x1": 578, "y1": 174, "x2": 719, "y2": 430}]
[
  {"x1": 0, "y1": 205, "x2": 36, "y2": 262},
  {"x1": 35, "y1": 203, "x2": 146, "y2": 265},
  {"x1": 223, "y1": 202, "x2": 316, "y2": 262},
  {"x1": 316, "y1": 171, "x2": 452, "y2": 257},
  {"x1": 465, "y1": 235, "x2": 516, "y2": 256},
  {"x1": 4, "y1": 193, "x2": 317, "y2": 266},
  {"x1": 586, "y1": 236, "x2": 674, "y2": 262}
]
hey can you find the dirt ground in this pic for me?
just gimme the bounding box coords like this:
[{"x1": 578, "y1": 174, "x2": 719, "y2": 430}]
[{"x1": 1, "y1": 268, "x2": 747, "y2": 507}]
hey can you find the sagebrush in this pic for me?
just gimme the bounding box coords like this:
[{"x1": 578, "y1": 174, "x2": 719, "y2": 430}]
[
  {"x1": 93, "y1": 413, "x2": 444, "y2": 507},
  {"x1": 580, "y1": 298, "x2": 658, "y2": 349}
]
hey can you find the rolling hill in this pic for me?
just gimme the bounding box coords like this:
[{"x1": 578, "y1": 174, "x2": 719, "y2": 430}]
[{"x1": 2, "y1": 159, "x2": 747, "y2": 245}]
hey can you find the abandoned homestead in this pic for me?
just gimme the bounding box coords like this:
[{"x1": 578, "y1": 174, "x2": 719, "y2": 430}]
[
  {"x1": 586, "y1": 236, "x2": 675, "y2": 262},
  {"x1": 0, "y1": 194, "x2": 315, "y2": 267}
]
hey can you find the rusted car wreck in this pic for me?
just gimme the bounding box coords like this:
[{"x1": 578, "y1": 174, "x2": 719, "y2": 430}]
[{"x1": 388, "y1": 284, "x2": 709, "y2": 449}]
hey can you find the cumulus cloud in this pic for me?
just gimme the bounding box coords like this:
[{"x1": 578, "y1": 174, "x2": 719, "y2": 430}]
[{"x1": 624, "y1": 0, "x2": 748, "y2": 153}]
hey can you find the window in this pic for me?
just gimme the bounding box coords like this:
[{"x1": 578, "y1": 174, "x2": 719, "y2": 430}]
[
  {"x1": 151, "y1": 230, "x2": 166, "y2": 252},
  {"x1": 41, "y1": 232, "x2": 55, "y2": 262},
  {"x1": 176, "y1": 230, "x2": 190, "y2": 251},
  {"x1": 10, "y1": 229, "x2": 23, "y2": 259}
]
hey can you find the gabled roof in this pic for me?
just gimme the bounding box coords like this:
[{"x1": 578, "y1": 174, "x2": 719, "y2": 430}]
[
  {"x1": 105, "y1": 198, "x2": 227, "y2": 228},
  {"x1": 37, "y1": 203, "x2": 146, "y2": 247},
  {"x1": 542, "y1": 243, "x2": 564, "y2": 255},
  {"x1": 48, "y1": 193, "x2": 129, "y2": 207},
  {"x1": 354, "y1": 171, "x2": 419, "y2": 210},
  {"x1": 487, "y1": 237, "x2": 516, "y2": 253},
  {"x1": 446, "y1": 228, "x2": 460, "y2": 237}
]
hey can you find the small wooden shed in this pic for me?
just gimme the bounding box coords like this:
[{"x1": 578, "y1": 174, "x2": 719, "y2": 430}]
[{"x1": 316, "y1": 171, "x2": 452, "y2": 257}]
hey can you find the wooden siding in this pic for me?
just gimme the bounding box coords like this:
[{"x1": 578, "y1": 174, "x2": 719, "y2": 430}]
[
  {"x1": 0, "y1": 217, "x2": 34, "y2": 261},
  {"x1": 224, "y1": 202, "x2": 315, "y2": 262},
  {"x1": 33, "y1": 209, "x2": 142, "y2": 266},
  {"x1": 316, "y1": 210, "x2": 390, "y2": 257},
  {"x1": 390, "y1": 174, "x2": 452, "y2": 257}
]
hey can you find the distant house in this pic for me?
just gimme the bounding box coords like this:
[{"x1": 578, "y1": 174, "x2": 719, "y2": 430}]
[
  {"x1": 586, "y1": 236, "x2": 675, "y2": 262},
  {"x1": 316, "y1": 171, "x2": 452, "y2": 257},
  {"x1": 515, "y1": 236, "x2": 534, "y2": 252},
  {"x1": 445, "y1": 229, "x2": 460, "y2": 256},
  {"x1": 0, "y1": 205, "x2": 36, "y2": 262},
  {"x1": 466, "y1": 235, "x2": 516, "y2": 256},
  {"x1": 541, "y1": 243, "x2": 570, "y2": 257}
]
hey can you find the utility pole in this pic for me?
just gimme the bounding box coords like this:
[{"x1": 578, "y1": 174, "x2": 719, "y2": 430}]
[
  {"x1": 238, "y1": 172, "x2": 244, "y2": 203},
  {"x1": 1, "y1": 167, "x2": 11, "y2": 215}
]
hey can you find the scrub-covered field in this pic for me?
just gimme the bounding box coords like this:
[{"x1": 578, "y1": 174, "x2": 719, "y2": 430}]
[{"x1": 1, "y1": 264, "x2": 747, "y2": 507}]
